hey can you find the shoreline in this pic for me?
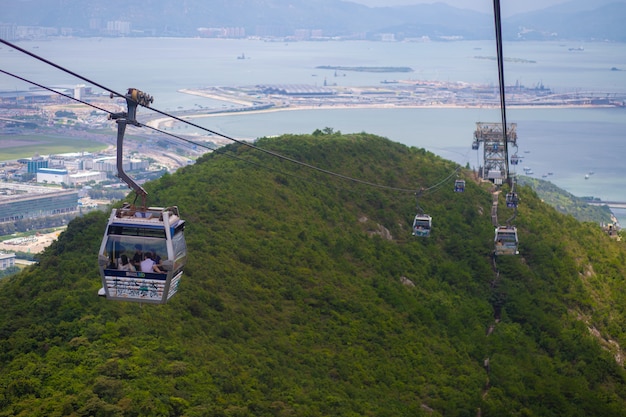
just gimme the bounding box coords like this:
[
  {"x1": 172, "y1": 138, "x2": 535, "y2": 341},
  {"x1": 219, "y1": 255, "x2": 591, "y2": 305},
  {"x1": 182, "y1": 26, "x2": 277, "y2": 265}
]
[
  {"x1": 146, "y1": 100, "x2": 616, "y2": 130},
  {"x1": 143, "y1": 80, "x2": 626, "y2": 129}
]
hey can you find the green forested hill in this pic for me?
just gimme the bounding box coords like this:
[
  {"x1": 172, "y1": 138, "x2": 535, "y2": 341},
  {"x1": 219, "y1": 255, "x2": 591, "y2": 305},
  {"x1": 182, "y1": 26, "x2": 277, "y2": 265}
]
[{"x1": 1, "y1": 132, "x2": 625, "y2": 416}]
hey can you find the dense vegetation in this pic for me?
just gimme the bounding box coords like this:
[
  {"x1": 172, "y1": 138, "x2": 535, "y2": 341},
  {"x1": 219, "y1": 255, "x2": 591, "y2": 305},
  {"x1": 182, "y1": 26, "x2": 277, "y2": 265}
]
[
  {"x1": 518, "y1": 176, "x2": 614, "y2": 224},
  {"x1": 1, "y1": 133, "x2": 625, "y2": 416}
]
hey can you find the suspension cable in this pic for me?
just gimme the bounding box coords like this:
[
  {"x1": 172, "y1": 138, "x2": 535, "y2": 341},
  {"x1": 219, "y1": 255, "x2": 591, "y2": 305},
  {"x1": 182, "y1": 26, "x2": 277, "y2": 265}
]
[
  {"x1": 492, "y1": 0, "x2": 511, "y2": 185},
  {"x1": 0, "y1": 67, "x2": 367, "y2": 193},
  {"x1": 0, "y1": 38, "x2": 465, "y2": 196}
]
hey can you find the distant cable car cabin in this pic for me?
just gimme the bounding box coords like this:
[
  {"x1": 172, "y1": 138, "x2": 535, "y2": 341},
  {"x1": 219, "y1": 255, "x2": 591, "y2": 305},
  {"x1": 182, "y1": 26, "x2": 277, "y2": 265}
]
[
  {"x1": 472, "y1": 141, "x2": 479, "y2": 150},
  {"x1": 98, "y1": 204, "x2": 187, "y2": 304},
  {"x1": 412, "y1": 214, "x2": 432, "y2": 237},
  {"x1": 454, "y1": 179, "x2": 465, "y2": 192},
  {"x1": 494, "y1": 226, "x2": 518, "y2": 255},
  {"x1": 510, "y1": 154, "x2": 520, "y2": 165},
  {"x1": 505, "y1": 192, "x2": 519, "y2": 208}
]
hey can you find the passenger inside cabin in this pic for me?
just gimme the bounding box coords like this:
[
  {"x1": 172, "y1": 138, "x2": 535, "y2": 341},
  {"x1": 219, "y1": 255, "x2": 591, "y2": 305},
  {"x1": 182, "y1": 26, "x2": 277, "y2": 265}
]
[
  {"x1": 118, "y1": 254, "x2": 136, "y2": 272},
  {"x1": 107, "y1": 255, "x2": 118, "y2": 269},
  {"x1": 140, "y1": 252, "x2": 164, "y2": 273},
  {"x1": 132, "y1": 244, "x2": 143, "y2": 268},
  {"x1": 151, "y1": 251, "x2": 162, "y2": 265}
]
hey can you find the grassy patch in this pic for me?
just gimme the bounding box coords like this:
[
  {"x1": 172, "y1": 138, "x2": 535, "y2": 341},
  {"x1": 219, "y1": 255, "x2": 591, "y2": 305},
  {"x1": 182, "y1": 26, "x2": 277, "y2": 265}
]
[{"x1": 0, "y1": 134, "x2": 108, "y2": 160}]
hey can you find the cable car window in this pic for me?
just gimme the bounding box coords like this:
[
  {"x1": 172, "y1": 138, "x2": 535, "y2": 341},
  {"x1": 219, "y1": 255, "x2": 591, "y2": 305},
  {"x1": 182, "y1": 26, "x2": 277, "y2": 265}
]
[
  {"x1": 171, "y1": 229, "x2": 187, "y2": 272},
  {"x1": 412, "y1": 215, "x2": 432, "y2": 237},
  {"x1": 506, "y1": 193, "x2": 518, "y2": 208},
  {"x1": 103, "y1": 235, "x2": 168, "y2": 270},
  {"x1": 108, "y1": 225, "x2": 166, "y2": 239},
  {"x1": 495, "y1": 227, "x2": 519, "y2": 255}
]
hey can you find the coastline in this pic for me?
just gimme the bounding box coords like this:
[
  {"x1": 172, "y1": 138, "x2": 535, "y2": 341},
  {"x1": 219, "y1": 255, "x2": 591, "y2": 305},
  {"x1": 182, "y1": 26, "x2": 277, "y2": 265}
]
[
  {"x1": 140, "y1": 80, "x2": 625, "y2": 129},
  {"x1": 146, "y1": 97, "x2": 613, "y2": 130}
]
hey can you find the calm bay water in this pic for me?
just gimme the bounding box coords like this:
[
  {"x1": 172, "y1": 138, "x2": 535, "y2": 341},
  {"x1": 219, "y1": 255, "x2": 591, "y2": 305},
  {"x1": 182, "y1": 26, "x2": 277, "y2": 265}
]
[{"x1": 1, "y1": 38, "x2": 625, "y2": 223}]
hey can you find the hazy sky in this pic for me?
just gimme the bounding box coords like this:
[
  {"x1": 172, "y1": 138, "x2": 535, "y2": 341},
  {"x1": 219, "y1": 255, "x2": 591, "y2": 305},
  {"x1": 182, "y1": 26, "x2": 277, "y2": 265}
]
[{"x1": 348, "y1": 0, "x2": 571, "y2": 16}]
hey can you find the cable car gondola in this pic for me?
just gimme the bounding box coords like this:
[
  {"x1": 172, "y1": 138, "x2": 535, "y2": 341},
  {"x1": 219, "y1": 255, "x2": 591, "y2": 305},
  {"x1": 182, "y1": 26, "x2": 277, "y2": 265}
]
[
  {"x1": 97, "y1": 88, "x2": 187, "y2": 304},
  {"x1": 505, "y1": 192, "x2": 518, "y2": 208},
  {"x1": 98, "y1": 204, "x2": 187, "y2": 303},
  {"x1": 494, "y1": 226, "x2": 518, "y2": 255},
  {"x1": 454, "y1": 179, "x2": 465, "y2": 192},
  {"x1": 412, "y1": 214, "x2": 432, "y2": 237}
]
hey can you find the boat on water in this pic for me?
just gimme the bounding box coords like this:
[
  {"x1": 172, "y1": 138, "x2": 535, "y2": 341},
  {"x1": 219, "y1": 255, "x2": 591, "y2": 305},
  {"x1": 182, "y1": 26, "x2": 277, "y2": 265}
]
[{"x1": 585, "y1": 174, "x2": 590, "y2": 179}]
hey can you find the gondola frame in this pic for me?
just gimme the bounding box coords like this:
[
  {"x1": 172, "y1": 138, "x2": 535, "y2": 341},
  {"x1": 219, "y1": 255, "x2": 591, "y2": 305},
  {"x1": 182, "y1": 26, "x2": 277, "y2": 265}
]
[
  {"x1": 494, "y1": 226, "x2": 519, "y2": 255},
  {"x1": 98, "y1": 204, "x2": 187, "y2": 304}
]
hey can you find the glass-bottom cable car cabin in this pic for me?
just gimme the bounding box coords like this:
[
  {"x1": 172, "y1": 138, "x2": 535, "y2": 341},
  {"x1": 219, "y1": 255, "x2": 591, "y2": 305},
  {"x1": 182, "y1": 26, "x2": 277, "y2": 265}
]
[
  {"x1": 98, "y1": 204, "x2": 187, "y2": 304},
  {"x1": 412, "y1": 214, "x2": 432, "y2": 237},
  {"x1": 494, "y1": 226, "x2": 519, "y2": 255}
]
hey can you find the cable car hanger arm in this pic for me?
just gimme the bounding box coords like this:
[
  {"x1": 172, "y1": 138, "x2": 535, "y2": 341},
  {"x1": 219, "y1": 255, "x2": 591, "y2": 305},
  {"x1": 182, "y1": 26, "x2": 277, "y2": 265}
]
[{"x1": 109, "y1": 88, "x2": 154, "y2": 208}]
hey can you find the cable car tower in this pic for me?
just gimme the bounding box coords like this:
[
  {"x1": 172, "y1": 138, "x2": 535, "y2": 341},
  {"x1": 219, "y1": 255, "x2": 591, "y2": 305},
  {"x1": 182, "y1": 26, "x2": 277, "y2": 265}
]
[
  {"x1": 97, "y1": 89, "x2": 188, "y2": 304},
  {"x1": 473, "y1": 122, "x2": 517, "y2": 185}
]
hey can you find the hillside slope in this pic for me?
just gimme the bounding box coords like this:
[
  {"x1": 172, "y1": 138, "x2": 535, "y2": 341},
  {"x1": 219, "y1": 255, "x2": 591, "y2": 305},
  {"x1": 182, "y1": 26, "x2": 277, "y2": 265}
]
[{"x1": 1, "y1": 132, "x2": 625, "y2": 416}]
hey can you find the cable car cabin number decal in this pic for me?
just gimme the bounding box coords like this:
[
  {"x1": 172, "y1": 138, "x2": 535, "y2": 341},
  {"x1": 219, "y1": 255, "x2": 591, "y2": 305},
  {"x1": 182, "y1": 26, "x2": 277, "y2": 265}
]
[{"x1": 101, "y1": 269, "x2": 183, "y2": 303}]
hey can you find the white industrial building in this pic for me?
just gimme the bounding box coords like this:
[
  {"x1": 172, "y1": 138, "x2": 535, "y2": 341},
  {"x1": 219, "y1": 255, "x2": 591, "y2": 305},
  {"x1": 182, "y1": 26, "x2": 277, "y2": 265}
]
[
  {"x1": 68, "y1": 171, "x2": 108, "y2": 185},
  {"x1": 85, "y1": 156, "x2": 148, "y2": 173},
  {"x1": 36, "y1": 168, "x2": 68, "y2": 184}
]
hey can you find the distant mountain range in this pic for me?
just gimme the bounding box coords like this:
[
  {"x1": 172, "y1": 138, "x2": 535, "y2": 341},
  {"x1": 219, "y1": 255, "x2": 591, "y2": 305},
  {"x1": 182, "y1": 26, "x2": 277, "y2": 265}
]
[{"x1": 1, "y1": 0, "x2": 625, "y2": 41}]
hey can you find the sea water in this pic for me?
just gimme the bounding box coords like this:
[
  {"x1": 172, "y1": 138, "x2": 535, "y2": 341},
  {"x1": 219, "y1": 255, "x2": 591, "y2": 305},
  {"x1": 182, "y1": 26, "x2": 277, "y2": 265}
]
[{"x1": 1, "y1": 37, "x2": 625, "y2": 223}]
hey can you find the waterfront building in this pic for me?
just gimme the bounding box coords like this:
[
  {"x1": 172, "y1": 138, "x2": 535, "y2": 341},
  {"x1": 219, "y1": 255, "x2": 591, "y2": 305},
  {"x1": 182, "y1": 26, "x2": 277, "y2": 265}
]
[{"x1": 0, "y1": 24, "x2": 16, "y2": 41}]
